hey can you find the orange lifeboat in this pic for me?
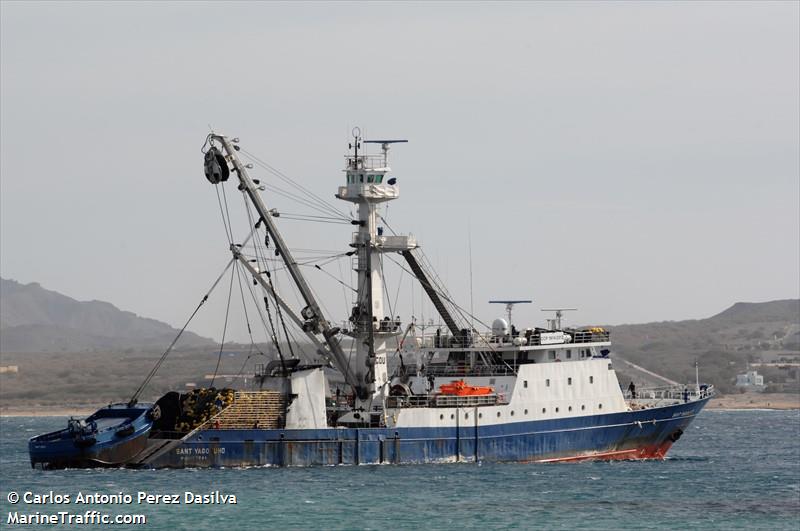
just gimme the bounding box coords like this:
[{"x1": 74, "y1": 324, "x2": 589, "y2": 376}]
[{"x1": 439, "y1": 379, "x2": 493, "y2": 396}]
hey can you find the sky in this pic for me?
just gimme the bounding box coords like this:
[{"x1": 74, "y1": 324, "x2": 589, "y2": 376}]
[{"x1": 1, "y1": 1, "x2": 798, "y2": 343}]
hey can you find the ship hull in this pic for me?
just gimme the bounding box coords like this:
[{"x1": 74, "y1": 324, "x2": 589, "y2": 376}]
[
  {"x1": 140, "y1": 397, "x2": 709, "y2": 468},
  {"x1": 29, "y1": 404, "x2": 154, "y2": 470}
]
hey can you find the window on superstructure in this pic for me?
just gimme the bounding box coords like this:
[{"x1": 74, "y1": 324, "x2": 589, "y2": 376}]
[
  {"x1": 367, "y1": 175, "x2": 374, "y2": 183},
  {"x1": 376, "y1": 175, "x2": 383, "y2": 183},
  {"x1": 360, "y1": 174, "x2": 364, "y2": 182},
  {"x1": 542, "y1": 408, "x2": 546, "y2": 413},
  {"x1": 548, "y1": 351, "x2": 556, "y2": 360},
  {"x1": 546, "y1": 379, "x2": 550, "y2": 387},
  {"x1": 568, "y1": 406, "x2": 572, "y2": 412},
  {"x1": 524, "y1": 409, "x2": 528, "y2": 415},
  {"x1": 598, "y1": 404, "x2": 603, "y2": 409},
  {"x1": 589, "y1": 376, "x2": 594, "y2": 384},
  {"x1": 555, "y1": 407, "x2": 559, "y2": 413},
  {"x1": 497, "y1": 412, "x2": 501, "y2": 417},
  {"x1": 568, "y1": 377, "x2": 572, "y2": 385},
  {"x1": 524, "y1": 380, "x2": 528, "y2": 388},
  {"x1": 511, "y1": 411, "x2": 515, "y2": 416},
  {"x1": 581, "y1": 405, "x2": 585, "y2": 410},
  {"x1": 566, "y1": 350, "x2": 572, "y2": 359}
]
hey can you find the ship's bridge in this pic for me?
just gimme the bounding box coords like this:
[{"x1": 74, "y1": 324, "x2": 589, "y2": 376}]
[{"x1": 337, "y1": 161, "x2": 399, "y2": 203}]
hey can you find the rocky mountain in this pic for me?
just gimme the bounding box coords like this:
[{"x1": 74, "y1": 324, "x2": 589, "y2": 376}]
[
  {"x1": 608, "y1": 299, "x2": 800, "y2": 392},
  {"x1": 0, "y1": 278, "x2": 214, "y2": 352}
]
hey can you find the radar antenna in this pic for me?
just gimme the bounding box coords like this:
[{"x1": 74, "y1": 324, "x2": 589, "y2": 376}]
[
  {"x1": 489, "y1": 300, "x2": 532, "y2": 326},
  {"x1": 364, "y1": 139, "x2": 408, "y2": 167},
  {"x1": 540, "y1": 308, "x2": 578, "y2": 330}
]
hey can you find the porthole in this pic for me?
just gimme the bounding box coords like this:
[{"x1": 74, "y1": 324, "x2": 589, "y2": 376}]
[
  {"x1": 497, "y1": 412, "x2": 501, "y2": 417},
  {"x1": 440, "y1": 414, "x2": 444, "y2": 420},
  {"x1": 568, "y1": 377, "x2": 572, "y2": 385},
  {"x1": 511, "y1": 411, "x2": 515, "y2": 416},
  {"x1": 581, "y1": 405, "x2": 585, "y2": 411},
  {"x1": 450, "y1": 414, "x2": 455, "y2": 419},
  {"x1": 524, "y1": 380, "x2": 528, "y2": 388},
  {"x1": 542, "y1": 408, "x2": 546, "y2": 413},
  {"x1": 589, "y1": 376, "x2": 594, "y2": 384},
  {"x1": 568, "y1": 406, "x2": 572, "y2": 412},
  {"x1": 465, "y1": 413, "x2": 469, "y2": 420},
  {"x1": 599, "y1": 404, "x2": 603, "y2": 409},
  {"x1": 524, "y1": 409, "x2": 528, "y2": 415},
  {"x1": 546, "y1": 379, "x2": 550, "y2": 387},
  {"x1": 479, "y1": 413, "x2": 483, "y2": 419},
  {"x1": 555, "y1": 407, "x2": 559, "y2": 413}
]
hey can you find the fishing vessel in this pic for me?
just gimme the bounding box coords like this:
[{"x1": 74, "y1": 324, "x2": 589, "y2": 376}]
[{"x1": 30, "y1": 130, "x2": 713, "y2": 469}]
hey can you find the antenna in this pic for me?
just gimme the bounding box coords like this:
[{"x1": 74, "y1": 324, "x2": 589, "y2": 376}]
[
  {"x1": 540, "y1": 308, "x2": 578, "y2": 330},
  {"x1": 364, "y1": 139, "x2": 408, "y2": 167},
  {"x1": 348, "y1": 127, "x2": 362, "y2": 169},
  {"x1": 489, "y1": 300, "x2": 532, "y2": 326}
]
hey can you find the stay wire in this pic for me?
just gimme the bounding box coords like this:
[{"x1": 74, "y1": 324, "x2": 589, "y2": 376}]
[
  {"x1": 210, "y1": 264, "x2": 236, "y2": 387},
  {"x1": 128, "y1": 258, "x2": 235, "y2": 406},
  {"x1": 241, "y1": 148, "x2": 350, "y2": 220}
]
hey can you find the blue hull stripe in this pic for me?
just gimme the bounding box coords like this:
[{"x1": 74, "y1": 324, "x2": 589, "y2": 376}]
[{"x1": 144, "y1": 398, "x2": 709, "y2": 468}]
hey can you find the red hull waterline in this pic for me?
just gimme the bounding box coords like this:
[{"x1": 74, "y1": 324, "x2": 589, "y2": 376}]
[{"x1": 533, "y1": 441, "x2": 674, "y2": 464}]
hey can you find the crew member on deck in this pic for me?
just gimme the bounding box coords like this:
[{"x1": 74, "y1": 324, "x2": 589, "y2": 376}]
[{"x1": 628, "y1": 381, "x2": 636, "y2": 399}]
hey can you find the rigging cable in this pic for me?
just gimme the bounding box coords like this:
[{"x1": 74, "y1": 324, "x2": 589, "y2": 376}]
[
  {"x1": 241, "y1": 148, "x2": 351, "y2": 221},
  {"x1": 127, "y1": 258, "x2": 235, "y2": 406},
  {"x1": 210, "y1": 263, "x2": 236, "y2": 387}
]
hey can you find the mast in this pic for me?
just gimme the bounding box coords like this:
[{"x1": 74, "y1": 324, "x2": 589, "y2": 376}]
[
  {"x1": 336, "y1": 129, "x2": 414, "y2": 401},
  {"x1": 208, "y1": 134, "x2": 360, "y2": 393}
]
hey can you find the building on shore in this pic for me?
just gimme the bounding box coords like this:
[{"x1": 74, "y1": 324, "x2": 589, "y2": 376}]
[{"x1": 736, "y1": 369, "x2": 766, "y2": 392}]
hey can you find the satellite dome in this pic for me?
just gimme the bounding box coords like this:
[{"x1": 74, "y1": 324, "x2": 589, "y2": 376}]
[{"x1": 492, "y1": 318, "x2": 509, "y2": 337}]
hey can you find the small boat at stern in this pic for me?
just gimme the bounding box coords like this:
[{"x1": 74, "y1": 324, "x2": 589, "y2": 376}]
[{"x1": 29, "y1": 403, "x2": 157, "y2": 469}]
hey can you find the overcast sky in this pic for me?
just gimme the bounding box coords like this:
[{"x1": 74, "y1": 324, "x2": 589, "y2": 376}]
[{"x1": 1, "y1": 1, "x2": 798, "y2": 342}]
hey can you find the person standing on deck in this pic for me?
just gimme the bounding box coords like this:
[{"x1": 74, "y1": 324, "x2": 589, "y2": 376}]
[{"x1": 628, "y1": 381, "x2": 636, "y2": 399}]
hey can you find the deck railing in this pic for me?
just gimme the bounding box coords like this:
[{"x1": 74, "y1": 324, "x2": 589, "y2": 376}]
[{"x1": 626, "y1": 384, "x2": 715, "y2": 403}]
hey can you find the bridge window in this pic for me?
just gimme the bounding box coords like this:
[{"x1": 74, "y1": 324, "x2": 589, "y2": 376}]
[
  {"x1": 566, "y1": 350, "x2": 572, "y2": 359},
  {"x1": 548, "y1": 350, "x2": 556, "y2": 360},
  {"x1": 360, "y1": 174, "x2": 364, "y2": 182},
  {"x1": 367, "y1": 175, "x2": 374, "y2": 183},
  {"x1": 376, "y1": 175, "x2": 383, "y2": 184},
  {"x1": 568, "y1": 377, "x2": 572, "y2": 385}
]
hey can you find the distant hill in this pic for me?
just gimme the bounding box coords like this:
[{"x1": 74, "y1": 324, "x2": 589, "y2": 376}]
[
  {"x1": 0, "y1": 278, "x2": 214, "y2": 352},
  {"x1": 608, "y1": 299, "x2": 800, "y2": 393}
]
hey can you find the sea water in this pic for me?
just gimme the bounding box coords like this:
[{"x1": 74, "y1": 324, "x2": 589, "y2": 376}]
[{"x1": 1, "y1": 410, "x2": 798, "y2": 530}]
